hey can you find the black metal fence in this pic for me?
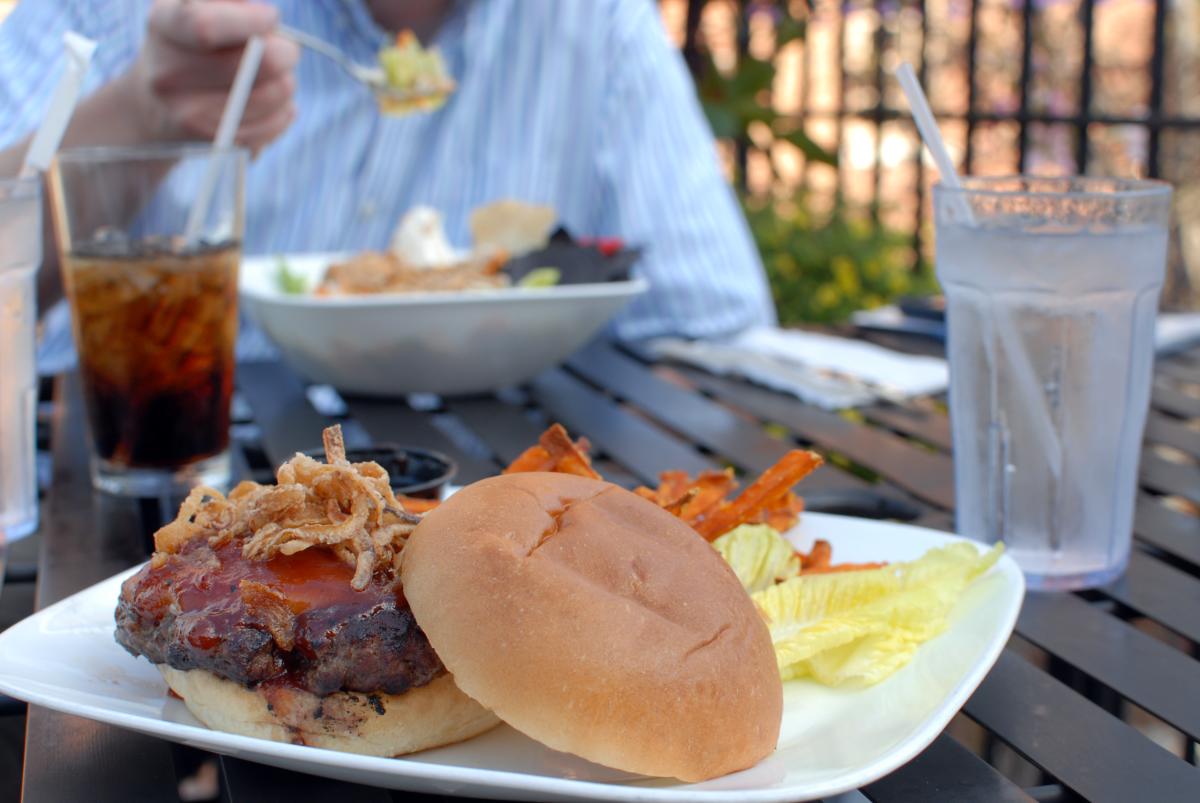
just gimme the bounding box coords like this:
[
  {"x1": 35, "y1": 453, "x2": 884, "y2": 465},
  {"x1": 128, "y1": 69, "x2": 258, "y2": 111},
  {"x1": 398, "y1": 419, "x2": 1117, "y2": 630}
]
[{"x1": 675, "y1": 0, "x2": 1200, "y2": 300}]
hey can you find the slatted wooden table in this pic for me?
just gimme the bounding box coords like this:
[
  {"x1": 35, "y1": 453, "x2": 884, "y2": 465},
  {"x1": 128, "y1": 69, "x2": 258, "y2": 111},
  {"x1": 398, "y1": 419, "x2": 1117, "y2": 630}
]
[{"x1": 16, "y1": 338, "x2": 1200, "y2": 802}]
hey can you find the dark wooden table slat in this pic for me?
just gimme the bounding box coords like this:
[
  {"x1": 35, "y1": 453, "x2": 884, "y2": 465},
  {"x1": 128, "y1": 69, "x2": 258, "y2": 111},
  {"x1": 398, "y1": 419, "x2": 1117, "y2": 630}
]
[
  {"x1": 1138, "y1": 448, "x2": 1200, "y2": 507},
  {"x1": 567, "y1": 341, "x2": 801, "y2": 474},
  {"x1": 1133, "y1": 494, "x2": 1200, "y2": 568},
  {"x1": 1143, "y1": 413, "x2": 1200, "y2": 459},
  {"x1": 963, "y1": 650, "x2": 1200, "y2": 803},
  {"x1": 1104, "y1": 550, "x2": 1200, "y2": 645},
  {"x1": 1156, "y1": 358, "x2": 1200, "y2": 385},
  {"x1": 1017, "y1": 592, "x2": 1200, "y2": 740},
  {"x1": 341, "y1": 397, "x2": 498, "y2": 484},
  {"x1": 1152, "y1": 382, "x2": 1200, "y2": 420},
  {"x1": 568, "y1": 341, "x2": 909, "y2": 498},
  {"x1": 861, "y1": 732, "x2": 1033, "y2": 803},
  {"x1": 237, "y1": 362, "x2": 336, "y2": 466},
  {"x1": 858, "y1": 402, "x2": 954, "y2": 453}
]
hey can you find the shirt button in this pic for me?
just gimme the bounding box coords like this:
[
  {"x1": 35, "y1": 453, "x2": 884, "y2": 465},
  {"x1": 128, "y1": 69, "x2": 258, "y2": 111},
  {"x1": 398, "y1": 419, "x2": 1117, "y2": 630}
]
[{"x1": 359, "y1": 200, "x2": 377, "y2": 218}]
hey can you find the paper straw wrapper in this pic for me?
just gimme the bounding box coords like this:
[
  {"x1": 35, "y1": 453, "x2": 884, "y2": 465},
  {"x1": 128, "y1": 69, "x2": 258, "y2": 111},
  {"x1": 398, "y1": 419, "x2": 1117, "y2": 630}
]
[{"x1": 19, "y1": 32, "x2": 97, "y2": 178}]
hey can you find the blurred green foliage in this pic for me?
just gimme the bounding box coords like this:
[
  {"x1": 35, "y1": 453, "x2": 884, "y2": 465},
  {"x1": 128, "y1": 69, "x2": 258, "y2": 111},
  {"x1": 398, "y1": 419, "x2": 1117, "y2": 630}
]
[
  {"x1": 693, "y1": 2, "x2": 934, "y2": 324},
  {"x1": 744, "y1": 197, "x2": 937, "y2": 325}
]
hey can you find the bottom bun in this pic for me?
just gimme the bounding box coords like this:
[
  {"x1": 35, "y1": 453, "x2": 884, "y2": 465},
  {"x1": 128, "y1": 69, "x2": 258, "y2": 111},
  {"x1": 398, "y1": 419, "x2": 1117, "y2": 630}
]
[{"x1": 160, "y1": 666, "x2": 500, "y2": 756}]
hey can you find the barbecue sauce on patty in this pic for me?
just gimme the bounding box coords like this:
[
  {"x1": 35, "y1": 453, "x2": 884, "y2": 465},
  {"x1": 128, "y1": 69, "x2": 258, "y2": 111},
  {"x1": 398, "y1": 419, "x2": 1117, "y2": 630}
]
[{"x1": 114, "y1": 538, "x2": 444, "y2": 696}]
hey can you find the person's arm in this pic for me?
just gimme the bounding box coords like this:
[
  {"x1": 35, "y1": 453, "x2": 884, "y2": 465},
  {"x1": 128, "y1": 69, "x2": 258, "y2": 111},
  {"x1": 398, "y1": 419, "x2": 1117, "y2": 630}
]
[
  {"x1": 593, "y1": 0, "x2": 777, "y2": 341},
  {"x1": 0, "y1": 0, "x2": 299, "y2": 306}
]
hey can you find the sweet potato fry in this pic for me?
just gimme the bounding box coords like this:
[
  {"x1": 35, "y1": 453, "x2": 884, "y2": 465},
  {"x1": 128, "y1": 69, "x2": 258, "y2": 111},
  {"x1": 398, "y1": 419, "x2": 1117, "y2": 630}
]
[
  {"x1": 650, "y1": 470, "x2": 693, "y2": 506},
  {"x1": 538, "y1": 424, "x2": 601, "y2": 479},
  {"x1": 396, "y1": 495, "x2": 441, "y2": 514},
  {"x1": 662, "y1": 487, "x2": 699, "y2": 516},
  {"x1": 800, "y1": 539, "x2": 832, "y2": 571},
  {"x1": 692, "y1": 450, "x2": 824, "y2": 540},
  {"x1": 633, "y1": 486, "x2": 659, "y2": 503},
  {"x1": 677, "y1": 469, "x2": 739, "y2": 524},
  {"x1": 802, "y1": 561, "x2": 888, "y2": 575},
  {"x1": 503, "y1": 425, "x2": 598, "y2": 478},
  {"x1": 748, "y1": 491, "x2": 805, "y2": 533},
  {"x1": 503, "y1": 444, "x2": 554, "y2": 474},
  {"x1": 633, "y1": 468, "x2": 737, "y2": 523}
]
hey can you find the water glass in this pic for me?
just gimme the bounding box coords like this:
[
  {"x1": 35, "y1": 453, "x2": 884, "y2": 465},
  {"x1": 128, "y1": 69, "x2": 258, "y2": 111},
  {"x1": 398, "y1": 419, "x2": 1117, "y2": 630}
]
[
  {"x1": 934, "y1": 176, "x2": 1172, "y2": 590},
  {"x1": 0, "y1": 176, "x2": 41, "y2": 543}
]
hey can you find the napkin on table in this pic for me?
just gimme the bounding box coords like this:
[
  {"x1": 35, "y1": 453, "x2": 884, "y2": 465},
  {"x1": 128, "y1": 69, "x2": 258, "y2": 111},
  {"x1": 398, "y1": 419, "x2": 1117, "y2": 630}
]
[{"x1": 647, "y1": 326, "x2": 949, "y2": 410}]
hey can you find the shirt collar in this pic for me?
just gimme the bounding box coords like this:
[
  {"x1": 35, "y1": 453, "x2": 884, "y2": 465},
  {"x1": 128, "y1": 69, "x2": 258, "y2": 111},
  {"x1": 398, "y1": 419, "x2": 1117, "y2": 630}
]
[{"x1": 338, "y1": 0, "x2": 390, "y2": 48}]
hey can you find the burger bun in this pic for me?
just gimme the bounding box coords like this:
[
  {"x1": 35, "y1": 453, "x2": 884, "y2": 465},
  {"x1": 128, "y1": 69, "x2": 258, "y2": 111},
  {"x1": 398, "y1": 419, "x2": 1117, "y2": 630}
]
[{"x1": 401, "y1": 472, "x2": 782, "y2": 782}]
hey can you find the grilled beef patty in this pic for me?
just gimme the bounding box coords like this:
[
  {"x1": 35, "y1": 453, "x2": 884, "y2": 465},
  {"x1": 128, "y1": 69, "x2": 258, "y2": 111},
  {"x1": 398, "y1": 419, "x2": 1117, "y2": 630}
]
[{"x1": 114, "y1": 538, "x2": 443, "y2": 696}]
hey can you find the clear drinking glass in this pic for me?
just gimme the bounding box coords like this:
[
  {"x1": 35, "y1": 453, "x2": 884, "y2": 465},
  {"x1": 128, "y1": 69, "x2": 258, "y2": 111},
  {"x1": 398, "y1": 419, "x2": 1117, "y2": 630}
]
[
  {"x1": 49, "y1": 144, "x2": 245, "y2": 496},
  {"x1": 0, "y1": 176, "x2": 41, "y2": 541},
  {"x1": 934, "y1": 176, "x2": 1172, "y2": 590}
]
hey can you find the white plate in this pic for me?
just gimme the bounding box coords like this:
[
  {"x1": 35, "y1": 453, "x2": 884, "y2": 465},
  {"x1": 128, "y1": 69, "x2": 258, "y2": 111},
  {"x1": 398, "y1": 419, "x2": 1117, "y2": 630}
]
[
  {"x1": 239, "y1": 253, "x2": 647, "y2": 396},
  {"x1": 0, "y1": 514, "x2": 1022, "y2": 802}
]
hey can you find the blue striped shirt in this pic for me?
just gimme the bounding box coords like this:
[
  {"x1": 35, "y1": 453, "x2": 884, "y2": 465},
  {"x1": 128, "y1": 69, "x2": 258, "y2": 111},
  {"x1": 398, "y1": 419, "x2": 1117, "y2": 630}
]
[{"x1": 0, "y1": 0, "x2": 776, "y2": 341}]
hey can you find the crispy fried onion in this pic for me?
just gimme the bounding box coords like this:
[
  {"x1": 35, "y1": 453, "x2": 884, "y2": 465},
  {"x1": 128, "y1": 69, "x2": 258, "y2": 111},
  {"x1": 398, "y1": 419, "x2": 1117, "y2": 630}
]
[{"x1": 151, "y1": 425, "x2": 421, "y2": 590}]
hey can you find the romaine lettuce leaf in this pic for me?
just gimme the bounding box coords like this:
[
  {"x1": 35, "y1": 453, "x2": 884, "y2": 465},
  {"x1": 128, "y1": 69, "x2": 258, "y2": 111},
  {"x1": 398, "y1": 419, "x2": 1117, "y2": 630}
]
[
  {"x1": 711, "y1": 524, "x2": 801, "y2": 594},
  {"x1": 749, "y1": 541, "x2": 1003, "y2": 686}
]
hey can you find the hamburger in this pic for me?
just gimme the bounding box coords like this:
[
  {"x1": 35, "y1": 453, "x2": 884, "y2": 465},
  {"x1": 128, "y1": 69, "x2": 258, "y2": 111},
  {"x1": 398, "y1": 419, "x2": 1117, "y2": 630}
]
[{"x1": 114, "y1": 426, "x2": 783, "y2": 781}]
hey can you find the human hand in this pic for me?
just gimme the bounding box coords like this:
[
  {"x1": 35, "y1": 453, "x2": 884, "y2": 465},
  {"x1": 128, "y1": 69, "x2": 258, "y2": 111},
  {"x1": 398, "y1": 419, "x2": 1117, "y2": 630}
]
[{"x1": 126, "y1": 0, "x2": 300, "y2": 150}]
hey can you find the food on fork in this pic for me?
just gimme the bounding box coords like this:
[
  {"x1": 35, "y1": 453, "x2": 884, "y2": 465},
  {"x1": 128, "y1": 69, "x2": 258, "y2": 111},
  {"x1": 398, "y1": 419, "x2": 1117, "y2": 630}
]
[
  {"x1": 114, "y1": 426, "x2": 499, "y2": 756},
  {"x1": 376, "y1": 31, "x2": 455, "y2": 115}
]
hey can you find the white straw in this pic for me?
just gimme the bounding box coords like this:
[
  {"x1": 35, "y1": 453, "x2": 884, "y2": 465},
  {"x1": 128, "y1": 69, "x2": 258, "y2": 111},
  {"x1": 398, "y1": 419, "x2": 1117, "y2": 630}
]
[
  {"x1": 19, "y1": 32, "x2": 97, "y2": 179},
  {"x1": 895, "y1": 63, "x2": 1063, "y2": 486},
  {"x1": 183, "y1": 36, "x2": 264, "y2": 245},
  {"x1": 895, "y1": 63, "x2": 963, "y2": 190}
]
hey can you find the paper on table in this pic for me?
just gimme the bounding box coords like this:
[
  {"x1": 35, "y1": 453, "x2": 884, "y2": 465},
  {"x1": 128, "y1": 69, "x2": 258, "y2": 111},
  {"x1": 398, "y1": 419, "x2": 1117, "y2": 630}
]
[
  {"x1": 1156, "y1": 312, "x2": 1200, "y2": 355},
  {"x1": 651, "y1": 312, "x2": 1200, "y2": 412},
  {"x1": 647, "y1": 326, "x2": 949, "y2": 410}
]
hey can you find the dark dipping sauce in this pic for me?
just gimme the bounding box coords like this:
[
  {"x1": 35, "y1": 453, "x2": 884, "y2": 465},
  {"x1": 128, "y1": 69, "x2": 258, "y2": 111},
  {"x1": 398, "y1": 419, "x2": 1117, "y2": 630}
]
[{"x1": 114, "y1": 538, "x2": 444, "y2": 696}]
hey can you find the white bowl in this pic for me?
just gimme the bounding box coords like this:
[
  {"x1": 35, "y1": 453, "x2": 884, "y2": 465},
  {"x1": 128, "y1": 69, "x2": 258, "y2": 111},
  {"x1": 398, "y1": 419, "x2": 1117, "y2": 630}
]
[{"x1": 239, "y1": 253, "x2": 647, "y2": 396}]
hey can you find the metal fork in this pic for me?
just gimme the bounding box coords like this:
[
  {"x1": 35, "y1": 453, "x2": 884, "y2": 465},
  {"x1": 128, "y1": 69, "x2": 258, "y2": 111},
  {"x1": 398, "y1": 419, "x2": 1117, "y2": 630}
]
[{"x1": 277, "y1": 24, "x2": 389, "y2": 91}]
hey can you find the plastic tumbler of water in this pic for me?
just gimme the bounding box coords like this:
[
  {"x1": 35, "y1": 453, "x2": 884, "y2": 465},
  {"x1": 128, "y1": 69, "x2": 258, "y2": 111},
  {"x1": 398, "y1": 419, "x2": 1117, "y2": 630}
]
[
  {"x1": 934, "y1": 176, "x2": 1172, "y2": 591},
  {"x1": 0, "y1": 176, "x2": 42, "y2": 542}
]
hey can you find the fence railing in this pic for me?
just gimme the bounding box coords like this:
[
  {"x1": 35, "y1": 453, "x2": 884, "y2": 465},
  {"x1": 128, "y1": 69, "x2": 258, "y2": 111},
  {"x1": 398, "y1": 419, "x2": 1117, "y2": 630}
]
[{"x1": 673, "y1": 0, "x2": 1200, "y2": 307}]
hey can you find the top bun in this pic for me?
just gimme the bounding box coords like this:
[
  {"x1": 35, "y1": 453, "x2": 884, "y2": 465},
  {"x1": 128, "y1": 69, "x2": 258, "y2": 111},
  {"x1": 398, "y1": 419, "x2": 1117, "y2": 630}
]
[{"x1": 401, "y1": 472, "x2": 782, "y2": 782}]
